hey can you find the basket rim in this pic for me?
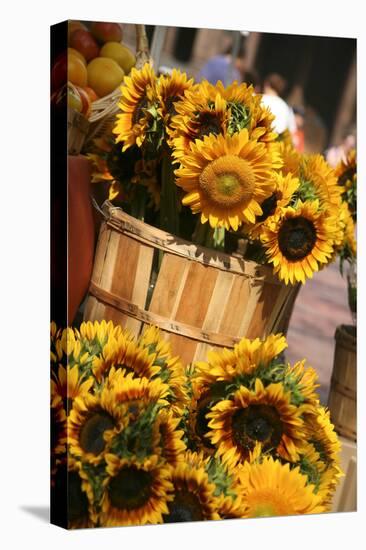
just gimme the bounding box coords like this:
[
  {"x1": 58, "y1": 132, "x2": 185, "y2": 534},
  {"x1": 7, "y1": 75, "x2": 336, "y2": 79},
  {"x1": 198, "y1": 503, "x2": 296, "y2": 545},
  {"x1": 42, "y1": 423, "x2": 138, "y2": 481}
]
[{"x1": 100, "y1": 200, "x2": 291, "y2": 285}]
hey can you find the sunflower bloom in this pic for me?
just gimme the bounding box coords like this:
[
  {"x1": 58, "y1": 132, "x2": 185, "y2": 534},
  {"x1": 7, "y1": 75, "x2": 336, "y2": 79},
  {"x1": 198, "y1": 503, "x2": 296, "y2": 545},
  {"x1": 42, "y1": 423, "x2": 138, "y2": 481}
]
[
  {"x1": 238, "y1": 456, "x2": 324, "y2": 517},
  {"x1": 175, "y1": 130, "x2": 277, "y2": 230},
  {"x1": 207, "y1": 379, "x2": 305, "y2": 466},
  {"x1": 261, "y1": 200, "x2": 338, "y2": 284},
  {"x1": 113, "y1": 63, "x2": 157, "y2": 151},
  {"x1": 100, "y1": 454, "x2": 173, "y2": 526}
]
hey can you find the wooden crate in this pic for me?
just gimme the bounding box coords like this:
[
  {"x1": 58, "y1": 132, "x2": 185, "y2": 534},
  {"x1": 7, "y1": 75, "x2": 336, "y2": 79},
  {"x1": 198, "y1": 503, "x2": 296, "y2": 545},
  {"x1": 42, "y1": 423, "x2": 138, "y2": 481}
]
[
  {"x1": 328, "y1": 325, "x2": 356, "y2": 441},
  {"x1": 331, "y1": 436, "x2": 357, "y2": 513},
  {"x1": 83, "y1": 202, "x2": 299, "y2": 364}
]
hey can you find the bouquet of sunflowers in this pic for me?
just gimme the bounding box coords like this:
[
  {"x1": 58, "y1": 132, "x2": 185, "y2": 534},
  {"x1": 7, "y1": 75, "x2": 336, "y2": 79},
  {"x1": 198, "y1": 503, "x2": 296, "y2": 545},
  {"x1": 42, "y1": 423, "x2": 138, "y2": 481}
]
[
  {"x1": 51, "y1": 320, "x2": 342, "y2": 528},
  {"x1": 87, "y1": 63, "x2": 356, "y2": 286},
  {"x1": 334, "y1": 148, "x2": 357, "y2": 320}
]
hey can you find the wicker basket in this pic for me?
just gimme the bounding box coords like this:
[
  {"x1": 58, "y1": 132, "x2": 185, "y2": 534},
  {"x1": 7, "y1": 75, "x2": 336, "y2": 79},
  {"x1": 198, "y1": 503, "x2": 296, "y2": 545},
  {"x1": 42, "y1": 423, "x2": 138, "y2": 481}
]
[
  {"x1": 83, "y1": 202, "x2": 299, "y2": 364},
  {"x1": 67, "y1": 24, "x2": 150, "y2": 155},
  {"x1": 327, "y1": 324, "x2": 357, "y2": 441}
]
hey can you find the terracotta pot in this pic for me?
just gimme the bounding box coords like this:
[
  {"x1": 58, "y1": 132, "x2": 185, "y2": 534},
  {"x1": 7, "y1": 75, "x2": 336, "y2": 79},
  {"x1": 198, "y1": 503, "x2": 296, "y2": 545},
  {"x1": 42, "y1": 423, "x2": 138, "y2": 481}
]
[{"x1": 68, "y1": 155, "x2": 95, "y2": 324}]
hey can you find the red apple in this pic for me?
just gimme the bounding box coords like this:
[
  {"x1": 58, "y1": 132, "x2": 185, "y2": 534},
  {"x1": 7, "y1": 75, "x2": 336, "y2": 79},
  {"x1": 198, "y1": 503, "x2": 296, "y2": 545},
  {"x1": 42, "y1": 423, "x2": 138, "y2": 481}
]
[
  {"x1": 69, "y1": 29, "x2": 100, "y2": 61},
  {"x1": 68, "y1": 20, "x2": 88, "y2": 42},
  {"x1": 51, "y1": 51, "x2": 67, "y2": 92},
  {"x1": 90, "y1": 22, "x2": 123, "y2": 44}
]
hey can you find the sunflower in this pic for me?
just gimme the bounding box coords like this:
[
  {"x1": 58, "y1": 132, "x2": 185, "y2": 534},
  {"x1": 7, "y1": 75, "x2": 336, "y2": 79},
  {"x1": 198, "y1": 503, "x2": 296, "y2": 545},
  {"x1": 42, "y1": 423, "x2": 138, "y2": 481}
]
[
  {"x1": 51, "y1": 326, "x2": 88, "y2": 368},
  {"x1": 183, "y1": 385, "x2": 218, "y2": 454},
  {"x1": 153, "y1": 409, "x2": 186, "y2": 467},
  {"x1": 303, "y1": 406, "x2": 343, "y2": 503},
  {"x1": 282, "y1": 360, "x2": 320, "y2": 410},
  {"x1": 92, "y1": 332, "x2": 160, "y2": 384},
  {"x1": 68, "y1": 386, "x2": 125, "y2": 465},
  {"x1": 156, "y1": 68, "x2": 194, "y2": 127},
  {"x1": 162, "y1": 452, "x2": 221, "y2": 523},
  {"x1": 51, "y1": 364, "x2": 93, "y2": 414},
  {"x1": 113, "y1": 63, "x2": 157, "y2": 151},
  {"x1": 202, "y1": 453, "x2": 245, "y2": 519},
  {"x1": 277, "y1": 140, "x2": 302, "y2": 177},
  {"x1": 175, "y1": 130, "x2": 277, "y2": 231},
  {"x1": 87, "y1": 137, "x2": 146, "y2": 202},
  {"x1": 261, "y1": 200, "x2": 337, "y2": 284},
  {"x1": 238, "y1": 456, "x2": 324, "y2": 517},
  {"x1": 170, "y1": 83, "x2": 228, "y2": 159},
  {"x1": 335, "y1": 148, "x2": 356, "y2": 189},
  {"x1": 138, "y1": 325, "x2": 189, "y2": 413},
  {"x1": 194, "y1": 333, "x2": 287, "y2": 387},
  {"x1": 337, "y1": 202, "x2": 356, "y2": 257},
  {"x1": 246, "y1": 171, "x2": 300, "y2": 239},
  {"x1": 100, "y1": 454, "x2": 172, "y2": 526},
  {"x1": 298, "y1": 442, "x2": 338, "y2": 509},
  {"x1": 207, "y1": 379, "x2": 305, "y2": 467},
  {"x1": 216, "y1": 80, "x2": 277, "y2": 143},
  {"x1": 51, "y1": 458, "x2": 97, "y2": 529},
  {"x1": 51, "y1": 399, "x2": 67, "y2": 457},
  {"x1": 78, "y1": 320, "x2": 123, "y2": 345},
  {"x1": 299, "y1": 154, "x2": 343, "y2": 211}
]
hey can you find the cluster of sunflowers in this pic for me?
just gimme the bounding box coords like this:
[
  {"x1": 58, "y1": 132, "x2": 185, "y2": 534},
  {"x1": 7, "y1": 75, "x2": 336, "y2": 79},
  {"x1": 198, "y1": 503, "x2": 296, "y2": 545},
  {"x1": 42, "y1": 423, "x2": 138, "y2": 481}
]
[
  {"x1": 87, "y1": 63, "x2": 356, "y2": 285},
  {"x1": 51, "y1": 320, "x2": 342, "y2": 528}
]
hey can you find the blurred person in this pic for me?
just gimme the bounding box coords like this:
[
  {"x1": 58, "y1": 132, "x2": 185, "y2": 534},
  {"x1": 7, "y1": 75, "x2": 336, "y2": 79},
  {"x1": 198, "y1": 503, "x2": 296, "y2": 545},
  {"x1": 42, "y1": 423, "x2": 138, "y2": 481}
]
[
  {"x1": 260, "y1": 73, "x2": 297, "y2": 136},
  {"x1": 196, "y1": 41, "x2": 246, "y2": 85},
  {"x1": 325, "y1": 127, "x2": 356, "y2": 168},
  {"x1": 292, "y1": 105, "x2": 306, "y2": 152}
]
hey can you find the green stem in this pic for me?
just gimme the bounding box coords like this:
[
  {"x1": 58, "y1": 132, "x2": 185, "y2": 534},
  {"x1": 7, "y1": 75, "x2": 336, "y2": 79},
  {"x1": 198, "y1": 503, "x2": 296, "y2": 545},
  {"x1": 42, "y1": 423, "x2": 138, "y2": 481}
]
[
  {"x1": 160, "y1": 151, "x2": 179, "y2": 235},
  {"x1": 130, "y1": 185, "x2": 148, "y2": 221}
]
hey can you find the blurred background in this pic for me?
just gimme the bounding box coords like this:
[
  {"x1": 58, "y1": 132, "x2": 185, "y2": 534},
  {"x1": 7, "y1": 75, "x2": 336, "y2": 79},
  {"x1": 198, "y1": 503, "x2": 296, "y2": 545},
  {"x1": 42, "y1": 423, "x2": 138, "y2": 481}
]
[{"x1": 116, "y1": 23, "x2": 357, "y2": 404}]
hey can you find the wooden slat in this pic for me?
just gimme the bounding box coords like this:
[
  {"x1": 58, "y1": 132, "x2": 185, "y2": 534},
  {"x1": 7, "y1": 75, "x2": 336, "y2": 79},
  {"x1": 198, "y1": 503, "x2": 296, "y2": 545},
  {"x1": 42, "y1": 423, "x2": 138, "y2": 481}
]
[
  {"x1": 168, "y1": 262, "x2": 218, "y2": 362},
  {"x1": 237, "y1": 280, "x2": 265, "y2": 337},
  {"x1": 129, "y1": 243, "x2": 154, "y2": 335},
  {"x1": 149, "y1": 254, "x2": 190, "y2": 318},
  {"x1": 90, "y1": 223, "x2": 111, "y2": 285},
  {"x1": 246, "y1": 282, "x2": 282, "y2": 339},
  {"x1": 193, "y1": 270, "x2": 235, "y2": 362},
  {"x1": 220, "y1": 276, "x2": 251, "y2": 337}
]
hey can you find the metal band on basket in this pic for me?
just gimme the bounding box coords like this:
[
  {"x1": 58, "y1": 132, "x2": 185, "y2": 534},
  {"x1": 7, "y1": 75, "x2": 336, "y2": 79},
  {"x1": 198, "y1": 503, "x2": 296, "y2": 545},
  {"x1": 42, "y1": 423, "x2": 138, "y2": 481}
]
[{"x1": 88, "y1": 281, "x2": 241, "y2": 347}]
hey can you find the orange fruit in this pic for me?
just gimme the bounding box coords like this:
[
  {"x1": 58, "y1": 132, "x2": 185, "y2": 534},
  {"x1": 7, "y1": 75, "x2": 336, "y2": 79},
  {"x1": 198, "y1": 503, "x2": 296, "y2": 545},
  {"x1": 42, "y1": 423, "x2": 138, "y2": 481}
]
[
  {"x1": 99, "y1": 42, "x2": 135, "y2": 74},
  {"x1": 68, "y1": 47, "x2": 86, "y2": 66},
  {"x1": 68, "y1": 54, "x2": 88, "y2": 87},
  {"x1": 87, "y1": 57, "x2": 124, "y2": 98}
]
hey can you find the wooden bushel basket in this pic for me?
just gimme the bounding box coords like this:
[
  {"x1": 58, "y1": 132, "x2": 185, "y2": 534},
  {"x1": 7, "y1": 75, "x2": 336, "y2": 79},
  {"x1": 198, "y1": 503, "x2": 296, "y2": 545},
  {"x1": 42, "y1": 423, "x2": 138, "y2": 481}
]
[
  {"x1": 83, "y1": 202, "x2": 299, "y2": 364},
  {"x1": 327, "y1": 324, "x2": 357, "y2": 441}
]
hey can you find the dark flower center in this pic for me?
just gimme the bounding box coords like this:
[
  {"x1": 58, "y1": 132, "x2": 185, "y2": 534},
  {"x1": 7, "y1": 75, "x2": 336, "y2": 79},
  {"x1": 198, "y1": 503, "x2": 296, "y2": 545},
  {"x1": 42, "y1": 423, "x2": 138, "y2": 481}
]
[
  {"x1": 257, "y1": 193, "x2": 278, "y2": 223},
  {"x1": 68, "y1": 471, "x2": 90, "y2": 523},
  {"x1": 196, "y1": 112, "x2": 222, "y2": 139},
  {"x1": 108, "y1": 467, "x2": 152, "y2": 510},
  {"x1": 132, "y1": 97, "x2": 148, "y2": 124},
  {"x1": 338, "y1": 167, "x2": 355, "y2": 187},
  {"x1": 164, "y1": 490, "x2": 204, "y2": 523},
  {"x1": 232, "y1": 404, "x2": 283, "y2": 453},
  {"x1": 278, "y1": 217, "x2": 317, "y2": 261},
  {"x1": 51, "y1": 406, "x2": 65, "y2": 453},
  {"x1": 107, "y1": 143, "x2": 141, "y2": 181},
  {"x1": 79, "y1": 411, "x2": 115, "y2": 455},
  {"x1": 165, "y1": 95, "x2": 181, "y2": 117}
]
